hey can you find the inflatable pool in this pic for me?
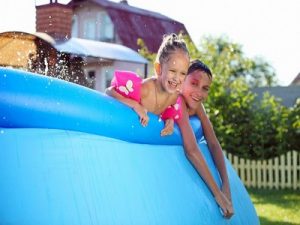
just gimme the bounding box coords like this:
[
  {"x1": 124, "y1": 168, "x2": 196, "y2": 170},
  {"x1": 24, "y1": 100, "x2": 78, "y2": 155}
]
[{"x1": 0, "y1": 67, "x2": 259, "y2": 225}]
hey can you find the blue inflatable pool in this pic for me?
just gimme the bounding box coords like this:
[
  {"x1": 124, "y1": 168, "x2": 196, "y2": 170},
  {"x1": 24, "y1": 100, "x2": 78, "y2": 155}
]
[{"x1": 0, "y1": 67, "x2": 259, "y2": 225}]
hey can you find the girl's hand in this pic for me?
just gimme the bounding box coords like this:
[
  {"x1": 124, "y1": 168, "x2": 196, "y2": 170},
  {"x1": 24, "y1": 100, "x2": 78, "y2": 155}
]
[
  {"x1": 215, "y1": 191, "x2": 234, "y2": 219},
  {"x1": 161, "y1": 119, "x2": 174, "y2": 136},
  {"x1": 133, "y1": 103, "x2": 149, "y2": 127}
]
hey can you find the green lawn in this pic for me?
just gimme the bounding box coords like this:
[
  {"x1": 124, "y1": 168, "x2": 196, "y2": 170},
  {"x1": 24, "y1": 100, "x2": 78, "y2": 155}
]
[{"x1": 248, "y1": 188, "x2": 300, "y2": 225}]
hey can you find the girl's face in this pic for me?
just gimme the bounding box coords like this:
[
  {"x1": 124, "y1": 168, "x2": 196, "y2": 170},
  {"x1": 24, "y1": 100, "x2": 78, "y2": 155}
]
[
  {"x1": 182, "y1": 70, "x2": 212, "y2": 110},
  {"x1": 156, "y1": 50, "x2": 189, "y2": 94}
]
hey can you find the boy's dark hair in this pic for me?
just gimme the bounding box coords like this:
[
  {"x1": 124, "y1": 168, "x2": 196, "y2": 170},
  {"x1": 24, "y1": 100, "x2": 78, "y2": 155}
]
[
  {"x1": 156, "y1": 33, "x2": 189, "y2": 63},
  {"x1": 188, "y1": 59, "x2": 212, "y2": 79}
]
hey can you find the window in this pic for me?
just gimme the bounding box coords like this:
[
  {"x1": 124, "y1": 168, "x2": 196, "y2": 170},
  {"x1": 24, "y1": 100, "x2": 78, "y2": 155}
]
[
  {"x1": 88, "y1": 71, "x2": 96, "y2": 80},
  {"x1": 83, "y1": 69, "x2": 96, "y2": 89},
  {"x1": 104, "y1": 67, "x2": 114, "y2": 88},
  {"x1": 85, "y1": 70, "x2": 96, "y2": 84},
  {"x1": 98, "y1": 11, "x2": 114, "y2": 42},
  {"x1": 71, "y1": 15, "x2": 78, "y2": 38},
  {"x1": 83, "y1": 18, "x2": 96, "y2": 40}
]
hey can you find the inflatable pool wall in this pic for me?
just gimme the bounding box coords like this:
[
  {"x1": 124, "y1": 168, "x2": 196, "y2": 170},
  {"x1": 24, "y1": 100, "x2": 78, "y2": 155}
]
[{"x1": 0, "y1": 67, "x2": 259, "y2": 225}]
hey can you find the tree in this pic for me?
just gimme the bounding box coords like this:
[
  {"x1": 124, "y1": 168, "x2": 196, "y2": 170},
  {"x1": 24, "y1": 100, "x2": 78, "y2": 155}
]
[
  {"x1": 185, "y1": 35, "x2": 277, "y2": 88},
  {"x1": 286, "y1": 99, "x2": 300, "y2": 151}
]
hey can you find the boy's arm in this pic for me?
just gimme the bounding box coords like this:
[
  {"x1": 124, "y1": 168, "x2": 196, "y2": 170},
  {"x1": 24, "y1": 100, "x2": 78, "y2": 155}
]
[
  {"x1": 105, "y1": 87, "x2": 149, "y2": 126},
  {"x1": 177, "y1": 98, "x2": 233, "y2": 218},
  {"x1": 196, "y1": 103, "x2": 231, "y2": 202}
]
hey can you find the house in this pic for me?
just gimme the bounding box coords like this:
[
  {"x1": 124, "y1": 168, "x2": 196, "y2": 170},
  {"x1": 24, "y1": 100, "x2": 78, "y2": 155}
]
[
  {"x1": 290, "y1": 73, "x2": 300, "y2": 85},
  {"x1": 33, "y1": 0, "x2": 191, "y2": 92},
  {"x1": 0, "y1": 30, "x2": 148, "y2": 90},
  {"x1": 252, "y1": 73, "x2": 300, "y2": 108},
  {"x1": 36, "y1": 0, "x2": 190, "y2": 53},
  {"x1": 0, "y1": 0, "x2": 191, "y2": 92},
  {"x1": 252, "y1": 86, "x2": 299, "y2": 107}
]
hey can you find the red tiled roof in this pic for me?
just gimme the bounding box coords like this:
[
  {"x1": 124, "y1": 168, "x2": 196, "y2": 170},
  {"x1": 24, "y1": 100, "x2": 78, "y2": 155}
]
[{"x1": 69, "y1": 0, "x2": 190, "y2": 53}]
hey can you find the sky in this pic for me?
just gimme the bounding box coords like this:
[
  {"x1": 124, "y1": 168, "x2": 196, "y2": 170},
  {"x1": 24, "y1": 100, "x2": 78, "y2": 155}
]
[{"x1": 1, "y1": 0, "x2": 299, "y2": 86}]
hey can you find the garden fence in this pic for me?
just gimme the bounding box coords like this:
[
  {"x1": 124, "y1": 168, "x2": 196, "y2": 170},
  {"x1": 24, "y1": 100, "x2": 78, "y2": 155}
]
[{"x1": 224, "y1": 150, "x2": 300, "y2": 190}]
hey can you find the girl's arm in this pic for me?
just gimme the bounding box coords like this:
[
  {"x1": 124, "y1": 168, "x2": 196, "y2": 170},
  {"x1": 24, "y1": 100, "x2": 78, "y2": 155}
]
[
  {"x1": 161, "y1": 118, "x2": 174, "y2": 136},
  {"x1": 105, "y1": 87, "x2": 149, "y2": 126},
  {"x1": 196, "y1": 104, "x2": 232, "y2": 202},
  {"x1": 177, "y1": 97, "x2": 233, "y2": 218}
]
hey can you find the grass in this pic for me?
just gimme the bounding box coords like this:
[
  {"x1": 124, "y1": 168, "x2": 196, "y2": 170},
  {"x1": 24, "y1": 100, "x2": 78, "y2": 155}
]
[{"x1": 248, "y1": 188, "x2": 300, "y2": 225}]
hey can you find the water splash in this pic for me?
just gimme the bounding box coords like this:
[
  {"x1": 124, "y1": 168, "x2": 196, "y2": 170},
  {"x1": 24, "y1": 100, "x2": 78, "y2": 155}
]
[{"x1": 44, "y1": 58, "x2": 48, "y2": 75}]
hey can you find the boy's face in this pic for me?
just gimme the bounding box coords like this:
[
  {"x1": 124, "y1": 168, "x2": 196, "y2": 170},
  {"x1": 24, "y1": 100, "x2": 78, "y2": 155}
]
[
  {"x1": 156, "y1": 50, "x2": 189, "y2": 94},
  {"x1": 182, "y1": 70, "x2": 212, "y2": 110}
]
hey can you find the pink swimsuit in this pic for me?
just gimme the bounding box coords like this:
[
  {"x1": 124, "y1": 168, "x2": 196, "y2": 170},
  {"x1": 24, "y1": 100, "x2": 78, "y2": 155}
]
[{"x1": 111, "y1": 70, "x2": 182, "y2": 121}]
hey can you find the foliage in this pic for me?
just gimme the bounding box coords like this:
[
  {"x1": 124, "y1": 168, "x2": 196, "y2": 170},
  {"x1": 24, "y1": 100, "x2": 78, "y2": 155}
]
[
  {"x1": 249, "y1": 93, "x2": 290, "y2": 158},
  {"x1": 137, "y1": 38, "x2": 156, "y2": 62},
  {"x1": 185, "y1": 35, "x2": 277, "y2": 88},
  {"x1": 286, "y1": 99, "x2": 300, "y2": 151},
  {"x1": 137, "y1": 38, "x2": 156, "y2": 76},
  {"x1": 139, "y1": 34, "x2": 298, "y2": 159}
]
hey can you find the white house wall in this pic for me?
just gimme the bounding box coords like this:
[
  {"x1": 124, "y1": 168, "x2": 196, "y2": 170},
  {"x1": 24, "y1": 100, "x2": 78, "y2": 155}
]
[
  {"x1": 83, "y1": 60, "x2": 146, "y2": 92},
  {"x1": 113, "y1": 61, "x2": 146, "y2": 78}
]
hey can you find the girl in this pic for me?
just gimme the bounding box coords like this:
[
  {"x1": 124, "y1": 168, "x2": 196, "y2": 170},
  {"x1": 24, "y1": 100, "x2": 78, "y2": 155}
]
[
  {"x1": 106, "y1": 34, "x2": 232, "y2": 218},
  {"x1": 106, "y1": 33, "x2": 187, "y2": 130}
]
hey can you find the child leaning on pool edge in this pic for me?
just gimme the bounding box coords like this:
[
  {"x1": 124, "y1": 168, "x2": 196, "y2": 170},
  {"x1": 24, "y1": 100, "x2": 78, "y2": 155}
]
[
  {"x1": 162, "y1": 59, "x2": 233, "y2": 206},
  {"x1": 106, "y1": 33, "x2": 188, "y2": 130},
  {"x1": 178, "y1": 59, "x2": 234, "y2": 217},
  {"x1": 105, "y1": 34, "x2": 233, "y2": 218}
]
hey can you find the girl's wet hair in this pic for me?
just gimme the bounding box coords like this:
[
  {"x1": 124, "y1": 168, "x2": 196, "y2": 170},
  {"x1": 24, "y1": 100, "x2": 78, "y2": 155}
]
[
  {"x1": 155, "y1": 33, "x2": 189, "y2": 64},
  {"x1": 188, "y1": 59, "x2": 212, "y2": 79}
]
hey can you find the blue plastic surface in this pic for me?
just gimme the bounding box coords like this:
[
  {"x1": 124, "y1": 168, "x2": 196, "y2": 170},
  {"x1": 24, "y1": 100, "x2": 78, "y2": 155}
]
[
  {"x1": 0, "y1": 67, "x2": 201, "y2": 145},
  {"x1": 0, "y1": 67, "x2": 259, "y2": 225}
]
